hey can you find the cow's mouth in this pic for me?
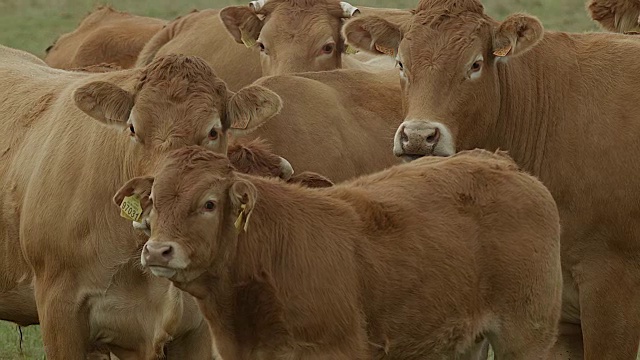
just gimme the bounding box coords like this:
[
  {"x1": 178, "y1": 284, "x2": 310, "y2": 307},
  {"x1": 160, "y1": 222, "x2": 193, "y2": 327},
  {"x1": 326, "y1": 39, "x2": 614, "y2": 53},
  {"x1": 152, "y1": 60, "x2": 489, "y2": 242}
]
[
  {"x1": 400, "y1": 154, "x2": 425, "y2": 162},
  {"x1": 148, "y1": 266, "x2": 177, "y2": 279}
]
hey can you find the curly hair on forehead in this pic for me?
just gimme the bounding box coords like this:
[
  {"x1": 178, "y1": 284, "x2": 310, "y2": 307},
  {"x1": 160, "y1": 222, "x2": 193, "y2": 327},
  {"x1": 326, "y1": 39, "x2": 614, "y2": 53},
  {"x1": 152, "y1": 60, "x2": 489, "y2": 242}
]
[
  {"x1": 135, "y1": 55, "x2": 229, "y2": 102},
  {"x1": 258, "y1": 0, "x2": 344, "y2": 17},
  {"x1": 415, "y1": 0, "x2": 485, "y2": 15},
  {"x1": 162, "y1": 146, "x2": 234, "y2": 175}
]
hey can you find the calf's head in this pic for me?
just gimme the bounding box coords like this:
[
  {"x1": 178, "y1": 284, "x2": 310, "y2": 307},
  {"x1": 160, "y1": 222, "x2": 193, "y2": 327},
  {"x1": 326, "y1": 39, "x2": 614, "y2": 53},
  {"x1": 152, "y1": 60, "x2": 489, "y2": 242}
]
[
  {"x1": 220, "y1": 0, "x2": 360, "y2": 75},
  {"x1": 114, "y1": 148, "x2": 259, "y2": 284},
  {"x1": 343, "y1": 0, "x2": 543, "y2": 161},
  {"x1": 74, "y1": 54, "x2": 282, "y2": 170}
]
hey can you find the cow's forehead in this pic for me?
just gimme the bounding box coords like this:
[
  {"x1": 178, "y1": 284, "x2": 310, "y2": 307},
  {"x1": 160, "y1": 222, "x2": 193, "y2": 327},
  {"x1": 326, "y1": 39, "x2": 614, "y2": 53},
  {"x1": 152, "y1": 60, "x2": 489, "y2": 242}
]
[{"x1": 403, "y1": 11, "x2": 491, "y2": 58}]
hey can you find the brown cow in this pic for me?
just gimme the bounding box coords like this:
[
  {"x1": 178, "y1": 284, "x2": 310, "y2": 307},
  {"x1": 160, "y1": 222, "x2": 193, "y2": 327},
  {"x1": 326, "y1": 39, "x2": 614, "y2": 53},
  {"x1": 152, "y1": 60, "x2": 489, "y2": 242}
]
[
  {"x1": 136, "y1": 3, "x2": 407, "y2": 91},
  {"x1": 228, "y1": 68, "x2": 404, "y2": 182},
  {"x1": 343, "y1": 0, "x2": 640, "y2": 358},
  {"x1": 588, "y1": 0, "x2": 640, "y2": 33},
  {"x1": 117, "y1": 146, "x2": 562, "y2": 359},
  {"x1": 0, "y1": 45, "x2": 282, "y2": 359},
  {"x1": 44, "y1": 6, "x2": 165, "y2": 69}
]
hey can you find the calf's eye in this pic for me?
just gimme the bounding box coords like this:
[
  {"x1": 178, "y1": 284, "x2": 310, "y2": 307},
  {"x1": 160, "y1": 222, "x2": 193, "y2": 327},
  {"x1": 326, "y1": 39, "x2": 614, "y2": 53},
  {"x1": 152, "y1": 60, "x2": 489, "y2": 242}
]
[
  {"x1": 321, "y1": 43, "x2": 335, "y2": 54},
  {"x1": 471, "y1": 60, "x2": 483, "y2": 72},
  {"x1": 204, "y1": 201, "x2": 216, "y2": 211},
  {"x1": 129, "y1": 124, "x2": 135, "y2": 135},
  {"x1": 209, "y1": 128, "x2": 219, "y2": 140}
]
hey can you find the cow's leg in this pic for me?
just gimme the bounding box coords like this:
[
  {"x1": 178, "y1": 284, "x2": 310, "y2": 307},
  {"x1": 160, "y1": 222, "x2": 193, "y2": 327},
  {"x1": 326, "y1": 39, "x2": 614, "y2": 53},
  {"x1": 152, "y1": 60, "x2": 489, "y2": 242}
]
[
  {"x1": 165, "y1": 319, "x2": 213, "y2": 359},
  {"x1": 0, "y1": 283, "x2": 39, "y2": 326},
  {"x1": 458, "y1": 338, "x2": 490, "y2": 360},
  {"x1": 546, "y1": 322, "x2": 583, "y2": 359},
  {"x1": 578, "y1": 257, "x2": 640, "y2": 360},
  {"x1": 35, "y1": 273, "x2": 91, "y2": 359},
  {"x1": 488, "y1": 314, "x2": 557, "y2": 360}
]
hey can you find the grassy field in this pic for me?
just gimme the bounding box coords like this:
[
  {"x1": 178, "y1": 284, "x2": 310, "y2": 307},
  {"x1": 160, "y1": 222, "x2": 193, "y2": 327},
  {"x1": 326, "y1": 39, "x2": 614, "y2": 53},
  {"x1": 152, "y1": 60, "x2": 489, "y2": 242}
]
[{"x1": 0, "y1": 0, "x2": 602, "y2": 359}]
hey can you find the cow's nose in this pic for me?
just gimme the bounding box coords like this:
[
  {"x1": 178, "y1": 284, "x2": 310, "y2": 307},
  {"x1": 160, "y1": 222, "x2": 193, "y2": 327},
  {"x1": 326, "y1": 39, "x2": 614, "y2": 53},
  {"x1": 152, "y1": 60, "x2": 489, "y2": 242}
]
[
  {"x1": 398, "y1": 122, "x2": 441, "y2": 159},
  {"x1": 142, "y1": 242, "x2": 174, "y2": 266}
]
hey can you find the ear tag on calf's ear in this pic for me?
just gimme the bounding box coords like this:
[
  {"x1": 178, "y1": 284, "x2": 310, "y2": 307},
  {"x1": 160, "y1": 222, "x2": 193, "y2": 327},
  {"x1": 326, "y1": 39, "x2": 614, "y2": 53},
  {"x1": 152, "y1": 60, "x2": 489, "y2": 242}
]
[
  {"x1": 234, "y1": 204, "x2": 252, "y2": 232},
  {"x1": 493, "y1": 44, "x2": 512, "y2": 57},
  {"x1": 241, "y1": 33, "x2": 257, "y2": 48},
  {"x1": 374, "y1": 43, "x2": 395, "y2": 57},
  {"x1": 120, "y1": 194, "x2": 143, "y2": 222},
  {"x1": 345, "y1": 44, "x2": 359, "y2": 55}
]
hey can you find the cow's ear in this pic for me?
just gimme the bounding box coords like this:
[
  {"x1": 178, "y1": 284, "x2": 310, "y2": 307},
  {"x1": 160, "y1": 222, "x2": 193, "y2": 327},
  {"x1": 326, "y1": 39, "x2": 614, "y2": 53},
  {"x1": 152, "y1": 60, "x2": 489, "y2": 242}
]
[
  {"x1": 219, "y1": 6, "x2": 263, "y2": 47},
  {"x1": 229, "y1": 178, "x2": 258, "y2": 232},
  {"x1": 492, "y1": 14, "x2": 543, "y2": 59},
  {"x1": 587, "y1": 0, "x2": 640, "y2": 33},
  {"x1": 227, "y1": 85, "x2": 282, "y2": 137},
  {"x1": 342, "y1": 15, "x2": 402, "y2": 57},
  {"x1": 113, "y1": 176, "x2": 155, "y2": 211},
  {"x1": 74, "y1": 81, "x2": 134, "y2": 127},
  {"x1": 289, "y1": 171, "x2": 334, "y2": 188}
]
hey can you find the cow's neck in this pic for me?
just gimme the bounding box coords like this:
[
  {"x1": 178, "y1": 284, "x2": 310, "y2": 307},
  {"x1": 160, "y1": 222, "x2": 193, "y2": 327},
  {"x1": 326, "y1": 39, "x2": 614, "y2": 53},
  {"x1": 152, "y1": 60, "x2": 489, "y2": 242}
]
[{"x1": 491, "y1": 32, "x2": 576, "y2": 181}]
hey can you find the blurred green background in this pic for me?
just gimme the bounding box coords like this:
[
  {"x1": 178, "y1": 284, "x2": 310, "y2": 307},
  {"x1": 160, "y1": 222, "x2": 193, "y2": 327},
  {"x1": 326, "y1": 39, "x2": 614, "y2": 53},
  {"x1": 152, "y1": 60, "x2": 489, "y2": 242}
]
[{"x1": 0, "y1": 0, "x2": 605, "y2": 358}]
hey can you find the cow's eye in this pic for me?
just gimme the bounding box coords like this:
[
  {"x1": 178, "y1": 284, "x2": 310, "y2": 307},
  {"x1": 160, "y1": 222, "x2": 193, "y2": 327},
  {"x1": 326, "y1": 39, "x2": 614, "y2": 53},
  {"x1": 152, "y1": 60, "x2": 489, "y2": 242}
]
[
  {"x1": 471, "y1": 60, "x2": 483, "y2": 72},
  {"x1": 129, "y1": 124, "x2": 135, "y2": 135},
  {"x1": 203, "y1": 201, "x2": 216, "y2": 211},
  {"x1": 321, "y1": 43, "x2": 335, "y2": 54},
  {"x1": 209, "y1": 128, "x2": 218, "y2": 140},
  {"x1": 397, "y1": 61, "x2": 404, "y2": 71},
  {"x1": 257, "y1": 42, "x2": 265, "y2": 52}
]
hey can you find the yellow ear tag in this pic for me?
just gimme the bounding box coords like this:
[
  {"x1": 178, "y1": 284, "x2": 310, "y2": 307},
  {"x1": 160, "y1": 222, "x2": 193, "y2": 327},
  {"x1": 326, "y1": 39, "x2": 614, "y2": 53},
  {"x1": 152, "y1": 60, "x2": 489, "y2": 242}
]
[
  {"x1": 374, "y1": 43, "x2": 395, "y2": 56},
  {"x1": 345, "y1": 44, "x2": 359, "y2": 55},
  {"x1": 241, "y1": 33, "x2": 257, "y2": 48},
  {"x1": 493, "y1": 44, "x2": 512, "y2": 57},
  {"x1": 120, "y1": 194, "x2": 143, "y2": 222},
  {"x1": 234, "y1": 204, "x2": 248, "y2": 231}
]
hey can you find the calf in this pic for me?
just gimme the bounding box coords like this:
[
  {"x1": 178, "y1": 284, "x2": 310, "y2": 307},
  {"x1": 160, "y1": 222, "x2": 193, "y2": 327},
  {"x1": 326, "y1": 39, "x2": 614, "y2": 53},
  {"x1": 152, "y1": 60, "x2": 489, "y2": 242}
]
[{"x1": 117, "y1": 147, "x2": 563, "y2": 360}]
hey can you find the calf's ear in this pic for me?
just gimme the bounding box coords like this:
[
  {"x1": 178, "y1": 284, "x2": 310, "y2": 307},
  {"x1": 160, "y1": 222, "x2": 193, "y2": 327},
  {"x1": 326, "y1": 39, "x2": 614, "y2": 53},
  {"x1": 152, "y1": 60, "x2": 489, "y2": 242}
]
[
  {"x1": 227, "y1": 85, "x2": 282, "y2": 137},
  {"x1": 493, "y1": 14, "x2": 543, "y2": 59},
  {"x1": 219, "y1": 6, "x2": 263, "y2": 47},
  {"x1": 229, "y1": 179, "x2": 258, "y2": 232},
  {"x1": 113, "y1": 176, "x2": 155, "y2": 211},
  {"x1": 289, "y1": 171, "x2": 334, "y2": 188},
  {"x1": 342, "y1": 15, "x2": 402, "y2": 56},
  {"x1": 74, "y1": 81, "x2": 134, "y2": 128}
]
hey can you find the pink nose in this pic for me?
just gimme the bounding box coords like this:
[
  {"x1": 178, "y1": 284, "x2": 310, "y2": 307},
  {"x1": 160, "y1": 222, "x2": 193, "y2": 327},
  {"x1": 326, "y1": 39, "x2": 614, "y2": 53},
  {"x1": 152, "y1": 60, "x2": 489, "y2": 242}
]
[
  {"x1": 142, "y1": 242, "x2": 174, "y2": 266},
  {"x1": 399, "y1": 123, "x2": 441, "y2": 159}
]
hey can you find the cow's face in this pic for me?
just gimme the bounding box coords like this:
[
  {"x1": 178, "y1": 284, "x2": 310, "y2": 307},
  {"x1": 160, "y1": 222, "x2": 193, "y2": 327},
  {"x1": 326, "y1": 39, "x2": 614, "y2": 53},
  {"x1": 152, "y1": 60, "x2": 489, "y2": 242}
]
[
  {"x1": 343, "y1": 0, "x2": 543, "y2": 161},
  {"x1": 115, "y1": 149, "x2": 254, "y2": 286},
  {"x1": 74, "y1": 55, "x2": 282, "y2": 169},
  {"x1": 220, "y1": 0, "x2": 360, "y2": 76}
]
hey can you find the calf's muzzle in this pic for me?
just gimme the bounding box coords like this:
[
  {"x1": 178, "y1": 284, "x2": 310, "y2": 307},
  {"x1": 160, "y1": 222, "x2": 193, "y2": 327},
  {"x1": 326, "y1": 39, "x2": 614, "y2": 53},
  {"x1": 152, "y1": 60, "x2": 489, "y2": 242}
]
[
  {"x1": 142, "y1": 241, "x2": 174, "y2": 266},
  {"x1": 393, "y1": 120, "x2": 455, "y2": 161}
]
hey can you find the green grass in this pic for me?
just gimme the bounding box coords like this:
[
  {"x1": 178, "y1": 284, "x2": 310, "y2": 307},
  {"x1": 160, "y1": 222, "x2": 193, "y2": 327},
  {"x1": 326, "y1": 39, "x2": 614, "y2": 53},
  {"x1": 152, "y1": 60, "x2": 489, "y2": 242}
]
[{"x1": 0, "y1": 0, "x2": 603, "y2": 358}]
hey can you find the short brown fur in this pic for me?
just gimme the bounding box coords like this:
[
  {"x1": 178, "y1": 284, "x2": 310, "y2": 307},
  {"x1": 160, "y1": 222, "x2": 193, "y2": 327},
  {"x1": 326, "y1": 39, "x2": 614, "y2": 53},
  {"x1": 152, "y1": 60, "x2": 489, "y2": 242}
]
[{"x1": 44, "y1": 6, "x2": 166, "y2": 69}]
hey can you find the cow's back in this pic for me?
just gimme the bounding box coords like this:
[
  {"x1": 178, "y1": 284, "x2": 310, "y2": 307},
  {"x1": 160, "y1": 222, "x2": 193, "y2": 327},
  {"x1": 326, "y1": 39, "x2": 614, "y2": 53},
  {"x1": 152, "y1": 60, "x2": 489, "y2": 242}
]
[
  {"x1": 248, "y1": 69, "x2": 402, "y2": 181},
  {"x1": 328, "y1": 150, "x2": 562, "y2": 356},
  {"x1": 45, "y1": 6, "x2": 165, "y2": 69},
  {"x1": 138, "y1": 9, "x2": 261, "y2": 92}
]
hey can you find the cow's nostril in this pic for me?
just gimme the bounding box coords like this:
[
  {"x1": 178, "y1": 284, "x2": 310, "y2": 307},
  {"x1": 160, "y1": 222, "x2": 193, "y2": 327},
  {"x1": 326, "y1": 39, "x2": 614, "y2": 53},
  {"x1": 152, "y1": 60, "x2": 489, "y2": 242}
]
[
  {"x1": 161, "y1": 246, "x2": 173, "y2": 258},
  {"x1": 426, "y1": 127, "x2": 440, "y2": 145},
  {"x1": 401, "y1": 128, "x2": 408, "y2": 142}
]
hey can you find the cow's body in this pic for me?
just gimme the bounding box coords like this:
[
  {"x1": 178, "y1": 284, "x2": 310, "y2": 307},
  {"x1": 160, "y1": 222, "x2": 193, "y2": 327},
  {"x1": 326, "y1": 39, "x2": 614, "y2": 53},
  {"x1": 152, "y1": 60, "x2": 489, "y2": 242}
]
[
  {"x1": 44, "y1": 6, "x2": 165, "y2": 69},
  {"x1": 239, "y1": 68, "x2": 403, "y2": 182},
  {"x1": 343, "y1": 0, "x2": 640, "y2": 357},
  {"x1": 0, "y1": 45, "x2": 283, "y2": 359},
  {"x1": 132, "y1": 148, "x2": 563, "y2": 359}
]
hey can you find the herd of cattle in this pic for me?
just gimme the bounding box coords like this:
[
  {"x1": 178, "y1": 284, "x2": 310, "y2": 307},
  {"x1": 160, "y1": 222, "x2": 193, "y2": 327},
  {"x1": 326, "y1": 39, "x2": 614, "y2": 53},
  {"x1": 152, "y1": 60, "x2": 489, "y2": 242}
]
[{"x1": 1, "y1": 0, "x2": 640, "y2": 358}]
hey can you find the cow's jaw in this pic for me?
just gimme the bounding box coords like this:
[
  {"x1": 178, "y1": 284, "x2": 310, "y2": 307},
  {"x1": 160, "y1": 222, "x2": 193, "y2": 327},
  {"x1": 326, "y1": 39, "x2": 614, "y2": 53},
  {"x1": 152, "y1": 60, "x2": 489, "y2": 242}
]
[{"x1": 148, "y1": 266, "x2": 177, "y2": 278}]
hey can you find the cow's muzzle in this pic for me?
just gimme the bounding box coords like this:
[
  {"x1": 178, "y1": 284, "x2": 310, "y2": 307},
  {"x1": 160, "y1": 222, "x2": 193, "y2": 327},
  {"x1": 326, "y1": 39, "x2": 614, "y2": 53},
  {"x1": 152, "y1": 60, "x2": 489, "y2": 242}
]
[{"x1": 393, "y1": 120, "x2": 455, "y2": 161}]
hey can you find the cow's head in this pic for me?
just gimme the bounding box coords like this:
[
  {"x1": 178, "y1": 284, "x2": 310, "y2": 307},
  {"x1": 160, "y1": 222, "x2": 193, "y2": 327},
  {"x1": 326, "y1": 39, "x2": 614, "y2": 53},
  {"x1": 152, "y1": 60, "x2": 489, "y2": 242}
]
[
  {"x1": 74, "y1": 54, "x2": 282, "y2": 169},
  {"x1": 587, "y1": 0, "x2": 640, "y2": 34},
  {"x1": 219, "y1": 0, "x2": 361, "y2": 75},
  {"x1": 114, "y1": 148, "x2": 258, "y2": 285},
  {"x1": 343, "y1": 0, "x2": 543, "y2": 161}
]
